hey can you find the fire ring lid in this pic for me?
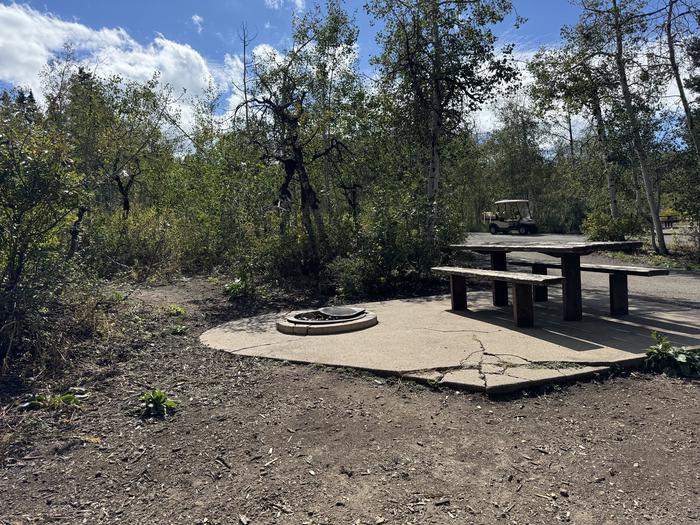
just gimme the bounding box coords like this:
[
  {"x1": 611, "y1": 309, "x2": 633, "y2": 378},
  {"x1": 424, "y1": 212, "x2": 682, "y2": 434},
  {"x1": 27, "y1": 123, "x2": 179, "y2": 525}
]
[{"x1": 318, "y1": 306, "x2": 365, "y2": 319}]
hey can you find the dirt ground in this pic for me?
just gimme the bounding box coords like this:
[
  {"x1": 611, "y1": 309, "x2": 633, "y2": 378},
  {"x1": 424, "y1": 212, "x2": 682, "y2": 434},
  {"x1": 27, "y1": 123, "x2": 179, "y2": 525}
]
[{"x1": 1, "y1": 278, "x2": 699, "y2": 524}]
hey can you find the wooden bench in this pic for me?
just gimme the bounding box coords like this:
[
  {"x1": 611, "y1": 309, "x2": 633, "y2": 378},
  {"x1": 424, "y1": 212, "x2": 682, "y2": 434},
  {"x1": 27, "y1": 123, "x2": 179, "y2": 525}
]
[
  {"x1": 509, "y1": 260, "x2": 669, "y2": 316},
  {"x1": 432, "y1": 266, "x2": 565, "y2": 328}
]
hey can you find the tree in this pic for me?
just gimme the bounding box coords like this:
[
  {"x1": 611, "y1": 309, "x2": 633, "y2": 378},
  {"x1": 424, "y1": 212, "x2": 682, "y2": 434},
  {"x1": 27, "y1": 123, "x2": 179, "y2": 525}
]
[
  {"x1": 368, "y1": 0, "x2": 518, "y2": 244},
  {"x1": 241, "y1": 1, "x2": 359, "y2": 273},
  {"x1": 529, "y1": 40, "x2": 622, "y2": 217},
  {"x1": 571, "y1": 0, "x2": 670, "y2": 252},
  {"x1": 0, "y1": 89, "x2": 83, "y2": 366},
  {"x1": 662, "y1": 0, "x2": 700, "y2": 161}
]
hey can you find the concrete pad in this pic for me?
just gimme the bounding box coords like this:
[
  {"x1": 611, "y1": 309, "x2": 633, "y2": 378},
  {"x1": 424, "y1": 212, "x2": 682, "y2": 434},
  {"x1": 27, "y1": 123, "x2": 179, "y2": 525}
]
[
  {"x1": 439, "y1": 369, "x2": 485, "y2": 391},
  {"x1": 402, "y1": 370, "x2": 445, "y2": 385},
  {"x1": 201, "y1": 290, "x2": 700, "y2": 395},
  {"x1": 481, "y1": 364, "x2": 505, "y2": 375},
  {"x1": 485, "y1": 366, "x2": 610, "y2": 394}
]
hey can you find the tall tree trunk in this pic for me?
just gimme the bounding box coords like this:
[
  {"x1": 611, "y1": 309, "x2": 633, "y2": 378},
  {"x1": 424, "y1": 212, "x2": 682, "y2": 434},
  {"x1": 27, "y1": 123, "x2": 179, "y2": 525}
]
[
  {"x1": 426, "y1": 0, "x2": 442, "y2": 245},
  {"x1": 240, "y1": 24, "x2": 251, "y2": 132},
  {"x1": 590, "y1": 87, "x2": 618, "y2": 218},
  {"x1": 612, "y1": 0, "x2": 667, "y2": 253},
  {"x1": 67, "y1": 206, "x2": 88, "y2": 260},
  {"x1": 666, "y1": 0, "x2": 700, "y2": 162},
  {"x1": 295, "y1": 147, "x2": 326, "y2": 272},
  {"x1": 566, "y1": 108, "x2": 575, "y2": 158}
]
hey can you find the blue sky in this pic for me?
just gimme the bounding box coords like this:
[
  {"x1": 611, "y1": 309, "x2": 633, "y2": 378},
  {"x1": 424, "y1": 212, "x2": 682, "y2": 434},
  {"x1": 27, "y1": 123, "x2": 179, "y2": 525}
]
[
  {"x1": 17, "y1": 0, "x2": 581, "y2": 68},
  {"x1": 0, "y1": 1, "x2": 583, "y2": 129}
]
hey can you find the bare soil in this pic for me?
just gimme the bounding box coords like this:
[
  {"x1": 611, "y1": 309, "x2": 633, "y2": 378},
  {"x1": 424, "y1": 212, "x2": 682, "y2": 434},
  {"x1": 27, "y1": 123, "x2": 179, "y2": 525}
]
[{"x1": 1, "y1": 278, "x2": 699, "y2": 524}]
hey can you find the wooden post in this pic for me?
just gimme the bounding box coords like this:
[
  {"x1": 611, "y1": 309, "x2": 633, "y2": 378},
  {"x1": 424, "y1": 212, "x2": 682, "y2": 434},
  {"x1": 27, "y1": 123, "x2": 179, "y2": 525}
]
[
  {"x1": 512, "y1": 283, "x2": 534, "y2": 328},
  {"x1": 490, "y1": 252, "x2": 508, "y2": 306},
  {"x1": 561, "y1": 254, "x2": 582, "y2": 321},
  {"x1": 450, "y1": 275, "x2": 467, "y2": 311},
  {"x1": 609, "y1": 273, "x2": 629, "y2": 316},
  {"x1": 532, "y1": 263, "x2": 548, "y2": 302}
]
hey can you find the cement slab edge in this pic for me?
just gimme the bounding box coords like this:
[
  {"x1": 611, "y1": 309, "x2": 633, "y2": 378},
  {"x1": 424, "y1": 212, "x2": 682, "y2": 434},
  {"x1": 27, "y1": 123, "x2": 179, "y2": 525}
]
[
  {"x1": 483, "y1": 366, "x2": 611, "y2": 394},
  {"x1": 217, "y1": 348, "x2": 630, "y2": 396}
]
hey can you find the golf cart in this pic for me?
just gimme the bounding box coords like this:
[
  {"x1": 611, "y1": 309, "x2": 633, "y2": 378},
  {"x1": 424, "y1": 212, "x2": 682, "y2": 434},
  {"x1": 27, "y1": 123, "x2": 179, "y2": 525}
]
[{"x1": 485, "y1": 199, "x2": 538, "y2": 235}]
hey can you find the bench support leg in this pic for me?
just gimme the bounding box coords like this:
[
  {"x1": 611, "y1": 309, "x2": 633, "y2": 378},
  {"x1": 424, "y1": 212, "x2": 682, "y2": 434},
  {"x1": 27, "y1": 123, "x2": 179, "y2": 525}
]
[
  {"x1": 450, "y1": 275, "x2": 467, "y2": 311},
  {"x1": 490, "y1": 252, "x2": 508, "y2": 307},
  {"x1": 512, "y1": 283, "x2": 534, "y2": 328},
  {"x1": 532, "y1": 263, "x2": 548, "y2": 302},
  {"x1": 609, "y1": 273, "x2": 628, "y2": 316},
  {"x1": 561, "y1": 254, "x2": 583, "y2": 321}
]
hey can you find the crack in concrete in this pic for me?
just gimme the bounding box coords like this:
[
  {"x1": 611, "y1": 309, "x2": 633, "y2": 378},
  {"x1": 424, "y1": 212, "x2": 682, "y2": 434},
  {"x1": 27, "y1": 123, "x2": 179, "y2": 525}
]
[
  {"x1": 471, "y1": 335, "x2": 488, "y2": 387},
  {"x1": 401, "y1": 343, "x2": 486, "y2": 386},
  {"x1": 484, "y1": 351, "x2": 534, "y2": 365},
  {"x1": 232, "y1": 342, "x2": 281, "y2": 353}
]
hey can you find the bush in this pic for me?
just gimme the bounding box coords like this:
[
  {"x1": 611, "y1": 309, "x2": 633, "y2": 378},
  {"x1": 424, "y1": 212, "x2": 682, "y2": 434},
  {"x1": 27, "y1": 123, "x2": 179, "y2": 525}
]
[
  {"x1": 646, "y1": 331, "x2": 700, "y2": 378},
  {"x1": 83, "y1": 208, "x2": 179, "y2": 279},
  {"x1": 582, "y1": 211, "x2": 644, "y2": 241}
]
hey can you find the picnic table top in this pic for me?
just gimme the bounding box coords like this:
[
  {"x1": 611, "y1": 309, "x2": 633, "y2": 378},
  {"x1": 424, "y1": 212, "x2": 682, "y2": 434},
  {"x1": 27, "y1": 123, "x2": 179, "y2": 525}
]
[
  {"x1": 448, "y1": 239, "x2": 643, "y2": 256},
  {"x1": 432, "y1": 266, "x2": 566, "y2": 285}
]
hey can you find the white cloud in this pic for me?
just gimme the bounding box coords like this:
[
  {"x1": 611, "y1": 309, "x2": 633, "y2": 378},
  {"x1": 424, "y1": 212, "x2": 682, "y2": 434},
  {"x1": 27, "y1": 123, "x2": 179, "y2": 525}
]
[
  {"x1": 0, "y1": 3, "x2": 131, "y2": 94},
  {"x1": 0, "y1": 4, "x2": 246, "y2": 130},
  {"x1": 191, "y1": 14, "x2": 203, "y2": 34},
  {"x1": 264, "y1": 0, "x2": 304, "y2": 11}
]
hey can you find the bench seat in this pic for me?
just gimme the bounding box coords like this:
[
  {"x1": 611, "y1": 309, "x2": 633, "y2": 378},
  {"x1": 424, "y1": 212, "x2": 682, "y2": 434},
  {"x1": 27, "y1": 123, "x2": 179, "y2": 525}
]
[
  {"x1": 432, "y1": 266, "x2": 565, "y2": 328},
  {"x1": 509, "y1": 259, "x2": 669, "y2": 315},
  {"x1": 509, "y1": 259, "x2": 669, "y2": 276}
]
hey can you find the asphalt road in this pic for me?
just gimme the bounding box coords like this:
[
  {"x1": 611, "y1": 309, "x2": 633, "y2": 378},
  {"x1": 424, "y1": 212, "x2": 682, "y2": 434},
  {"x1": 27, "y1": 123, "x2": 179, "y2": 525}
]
[{"x1": 462, "y1": 232, "x2": 700, "y2": 309}]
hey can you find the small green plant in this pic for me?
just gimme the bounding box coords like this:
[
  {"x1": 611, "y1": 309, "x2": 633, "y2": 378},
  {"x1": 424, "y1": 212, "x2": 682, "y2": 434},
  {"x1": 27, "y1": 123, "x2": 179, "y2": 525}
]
[
  {"x1": 19, "y1": 392, "x2": 83, "y2": 411},
  {"x1": 171, "y1": 324, "x2": 189, "y2": 335},
  {"x1": 646, "y1": 331, "x2": 700, "y2": 378},
  {"x1": 166, "y1": 303, "x2": 186, "y2": 316},
  {"x1": 223, "y1": 277, "x2": 255, "y2": 299},
  {"x1": 111, "y1": 291, "x2": 126, "y2": 302},
  {"x1": 140, "y1": 389, "x2": 178, "y2": 418}
]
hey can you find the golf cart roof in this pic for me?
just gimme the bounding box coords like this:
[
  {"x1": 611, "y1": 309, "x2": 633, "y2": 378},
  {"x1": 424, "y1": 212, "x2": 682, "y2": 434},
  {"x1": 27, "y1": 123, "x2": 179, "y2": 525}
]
[{"x1": 494, "y1": 199, "x2": 529, "y2": 204}]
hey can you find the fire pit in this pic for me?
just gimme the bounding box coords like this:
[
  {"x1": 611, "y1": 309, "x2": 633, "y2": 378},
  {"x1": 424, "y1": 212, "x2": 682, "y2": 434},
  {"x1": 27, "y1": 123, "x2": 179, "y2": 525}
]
[{"x1": 276, "y1": 306, "x2": 378, "y2": 335}]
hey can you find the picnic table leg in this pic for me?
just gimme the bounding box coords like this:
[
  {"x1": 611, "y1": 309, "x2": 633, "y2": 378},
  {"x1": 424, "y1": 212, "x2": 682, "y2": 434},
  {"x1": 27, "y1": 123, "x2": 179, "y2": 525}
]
[
  {"x1": 561, "y1": 254, "x2": 582, "y2": 321},
  {"x1": 490, "y1": 252, "x2": 508, "y2": 306},
  {"x1": 532, "y1": 263, "x2": 548, "y2": 302},
  {"x1": 609, "y1": 273, "x2": 629, "y2": 316},
  {"x1": 450, "y1": 275, "x2": 467, "y2": 311},
  {"x1": 512, "y1": 283, "x2": 534, "y2": 328}
]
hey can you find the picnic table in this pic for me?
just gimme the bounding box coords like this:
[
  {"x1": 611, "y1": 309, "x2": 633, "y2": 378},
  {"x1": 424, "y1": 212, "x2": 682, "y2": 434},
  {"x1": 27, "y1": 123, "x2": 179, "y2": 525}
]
[{"x1": 448, "y1": 240, "x2": 643, "y2": 321}]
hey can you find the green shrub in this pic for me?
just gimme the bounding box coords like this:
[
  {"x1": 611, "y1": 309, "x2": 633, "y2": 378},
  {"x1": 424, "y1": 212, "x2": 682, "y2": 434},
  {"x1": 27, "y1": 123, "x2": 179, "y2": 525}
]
[
  {"x1": 646, "y1": 331, "x2": 700, "y2": 378},
  {"x1": 166, "y1": 304, "x2": 186, "y2": 316},
  {"x1": 582, "y1": 211, "x2": 644, "y2": 241},
  {"x1": 83, "y1": 208, "x2": 179, "y2": 279},
  {"x1": 326, "y1": 254, "x2": 379, "y2": 297},
  {"x1": 171, "y1": 324, "x2": 189, "y2": 335}
]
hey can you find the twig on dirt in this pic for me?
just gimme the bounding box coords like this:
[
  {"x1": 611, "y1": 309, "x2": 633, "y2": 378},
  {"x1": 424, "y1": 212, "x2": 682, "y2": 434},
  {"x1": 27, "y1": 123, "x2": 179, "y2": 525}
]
[
  {"x1": 131, "y1": 448, "x2": 147, "y2": 464},
  {"x1": 216, "y1": 456, "x2": 232, "y2": 470}
]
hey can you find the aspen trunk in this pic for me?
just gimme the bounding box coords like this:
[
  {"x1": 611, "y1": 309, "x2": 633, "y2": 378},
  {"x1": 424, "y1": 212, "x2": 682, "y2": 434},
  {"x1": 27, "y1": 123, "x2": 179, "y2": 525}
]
[
  {"x1": 612, "y1": 0, "x2": 667, "y2": 253},
  {"x1": 426, "y1": 0, "x2": 442, "y2": 245},
  {"x1": 590, "y1": 88, "x2": 618, "y2": 218},
  {"x1": 666, "y1": 0, "x2": 700, "y2": 162}
]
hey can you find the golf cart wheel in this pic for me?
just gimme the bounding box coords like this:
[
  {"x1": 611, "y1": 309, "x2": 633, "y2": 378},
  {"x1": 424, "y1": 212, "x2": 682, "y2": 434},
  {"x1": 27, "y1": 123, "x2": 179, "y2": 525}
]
[
  {"x1": 489, "y1": 224, "x2": 499, "y2": 235},
  {"x1": 518, "y1": 225, "x2": 527, "y2": 235}
]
